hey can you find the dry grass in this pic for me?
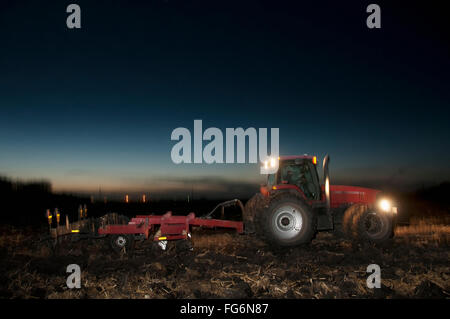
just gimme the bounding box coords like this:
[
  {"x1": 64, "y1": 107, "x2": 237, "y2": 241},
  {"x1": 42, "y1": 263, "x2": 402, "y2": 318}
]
[
  {"x1": 191, "y1": 230, "x2": 241, "y2": 250},
  {"x1": 0, "y1": 216, "x2": 449, "y2": 299},
  {"x1": 395, "y1": 216, "x2": 450, "y2": 245}
]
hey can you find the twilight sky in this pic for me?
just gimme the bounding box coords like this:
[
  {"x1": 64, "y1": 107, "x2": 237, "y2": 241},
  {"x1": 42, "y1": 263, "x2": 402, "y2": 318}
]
[{"x1": 0, "y1": 1, "x2": 449, "y2": 199}]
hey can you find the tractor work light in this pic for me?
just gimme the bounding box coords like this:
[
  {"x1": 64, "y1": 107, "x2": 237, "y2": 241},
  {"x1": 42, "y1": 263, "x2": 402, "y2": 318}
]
[
  {"x1": 270, "y1": 157, "x2": 276, "y2": 168},
  {"x1": 263, "y1": 157, "x2": 277, "y2": 169},
  {"x1": 261, "y1": 156, "x2": 279, "y2": 174}
]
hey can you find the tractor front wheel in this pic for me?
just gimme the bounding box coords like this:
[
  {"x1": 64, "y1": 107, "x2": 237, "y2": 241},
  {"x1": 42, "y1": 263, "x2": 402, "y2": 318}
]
[
  {"x1": 342, "y1": 204, "x2": 366, "y2": 238},
  {"x1": 355, "y1": 209, "x2": 393, "y2": 244}
]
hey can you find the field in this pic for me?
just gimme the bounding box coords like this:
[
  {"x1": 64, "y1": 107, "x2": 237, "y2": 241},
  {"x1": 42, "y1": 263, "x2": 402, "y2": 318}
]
[{"x1": 0, "y1": 216, "x2": 448, "y2": 299}]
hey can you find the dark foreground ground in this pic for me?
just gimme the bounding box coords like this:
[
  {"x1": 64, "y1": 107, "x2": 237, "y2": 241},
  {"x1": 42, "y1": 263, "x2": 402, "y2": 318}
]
[{"x1": 0, "y1": 217, "x2": 448, "y2": 299}]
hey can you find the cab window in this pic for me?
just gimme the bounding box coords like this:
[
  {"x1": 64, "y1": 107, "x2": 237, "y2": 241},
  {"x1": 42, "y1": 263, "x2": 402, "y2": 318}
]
[{"x1": 277, "y1": 159, "x2": 320, "y2": 200}]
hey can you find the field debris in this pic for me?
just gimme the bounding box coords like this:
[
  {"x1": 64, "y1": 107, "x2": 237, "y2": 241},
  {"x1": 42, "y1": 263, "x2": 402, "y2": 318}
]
[{"x1": 0, "y1": 218, "x2": 448, "y2": 299}]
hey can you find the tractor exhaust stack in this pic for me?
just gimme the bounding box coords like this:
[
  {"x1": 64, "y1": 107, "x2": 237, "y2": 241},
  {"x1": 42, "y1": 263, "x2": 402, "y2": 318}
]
[
  {"x1": 323, "y1": 154, "x2": 333, "y2": 228},
  {"x1": 323, "y1": 154, "x2": 331, "y2": 212}
]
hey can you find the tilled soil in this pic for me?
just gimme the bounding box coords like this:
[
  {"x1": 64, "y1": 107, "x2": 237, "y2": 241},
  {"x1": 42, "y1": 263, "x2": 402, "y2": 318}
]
[{"x1": 0, "y1": 226, "x2": 448, "y2": 299}]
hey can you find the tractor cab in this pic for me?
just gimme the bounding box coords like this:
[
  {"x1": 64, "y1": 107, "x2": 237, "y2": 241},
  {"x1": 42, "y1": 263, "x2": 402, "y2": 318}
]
[
  {"x1": 263, "y1": 155, "x2": 330, "y2": 207},
  {"x1": 266, "y1": 156, "x2": 321, "y2": 201}
]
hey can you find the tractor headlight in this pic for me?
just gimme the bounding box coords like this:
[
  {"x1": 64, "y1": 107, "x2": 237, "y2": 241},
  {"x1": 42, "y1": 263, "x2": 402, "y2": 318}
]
[
  {"x1": 379, "y1": 199, "x2": 391, "y2": 212},
  {"x1": 378, "y1": 198, "x2": 397, "y2": 214}
]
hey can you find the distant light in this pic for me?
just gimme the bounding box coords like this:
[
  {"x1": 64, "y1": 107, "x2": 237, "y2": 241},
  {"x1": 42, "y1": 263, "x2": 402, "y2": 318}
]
[{"x1": 125, "y1": 194, "x2": 129, "y2": 203}]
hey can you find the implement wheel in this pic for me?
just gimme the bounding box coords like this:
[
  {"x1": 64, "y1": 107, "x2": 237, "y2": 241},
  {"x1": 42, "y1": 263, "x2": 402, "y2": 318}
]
[{"x1": 110, "y1": 234, "x2": 135, "y2": 254}]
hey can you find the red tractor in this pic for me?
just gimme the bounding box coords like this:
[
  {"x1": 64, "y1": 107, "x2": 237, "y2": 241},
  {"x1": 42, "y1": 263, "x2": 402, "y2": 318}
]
[
  {"x1": 244, "y1": 155, "x2": 398, "y2": 247},
  {"x1": 45, "y1": 154, "x2": 397, "y2": 253}
]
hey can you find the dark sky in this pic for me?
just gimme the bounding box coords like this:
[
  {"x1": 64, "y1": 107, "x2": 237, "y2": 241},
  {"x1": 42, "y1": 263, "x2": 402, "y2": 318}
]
[{"x1": 0, "y1": 0, "x2": 449, "y2": 198}]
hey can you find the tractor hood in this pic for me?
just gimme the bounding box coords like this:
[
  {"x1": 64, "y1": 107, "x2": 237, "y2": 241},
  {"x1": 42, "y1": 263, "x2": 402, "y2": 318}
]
[{"x1": 325, "y1": 185, "x2": 381, "y2": 208}]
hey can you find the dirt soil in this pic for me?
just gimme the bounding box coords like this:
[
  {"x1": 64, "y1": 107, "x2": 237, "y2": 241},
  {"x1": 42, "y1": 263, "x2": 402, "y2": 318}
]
[{"x1": 0, "y1": 220, "x2": 449, "y2": 299}]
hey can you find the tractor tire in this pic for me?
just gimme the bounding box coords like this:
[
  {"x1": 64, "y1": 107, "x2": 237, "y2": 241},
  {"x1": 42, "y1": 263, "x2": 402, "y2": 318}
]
[
  {"x1": 342, "y1": 203, "x2": 366, "y2": 239},
  {"x1": 256, "y1": 192, "x2": 317, "y2": 247},
  {"x1": 354, "y1": 208, "x2": 393, "y2": 244},
  {"x1": 243, "y1": 193, "x2": 265, "y2": 234},
  {"x1": 110, "y1": 234, "x2": 135, "y2": 255}
]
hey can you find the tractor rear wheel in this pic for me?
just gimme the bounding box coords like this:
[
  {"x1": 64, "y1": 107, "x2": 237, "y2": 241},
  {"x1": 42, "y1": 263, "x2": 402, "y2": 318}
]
[
  {"x1": 257, "y1": 192, "x2": 316, "y2": 247},
  {"x1": 243, "y1": 193, "x2": 265, "y2": 234}
]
